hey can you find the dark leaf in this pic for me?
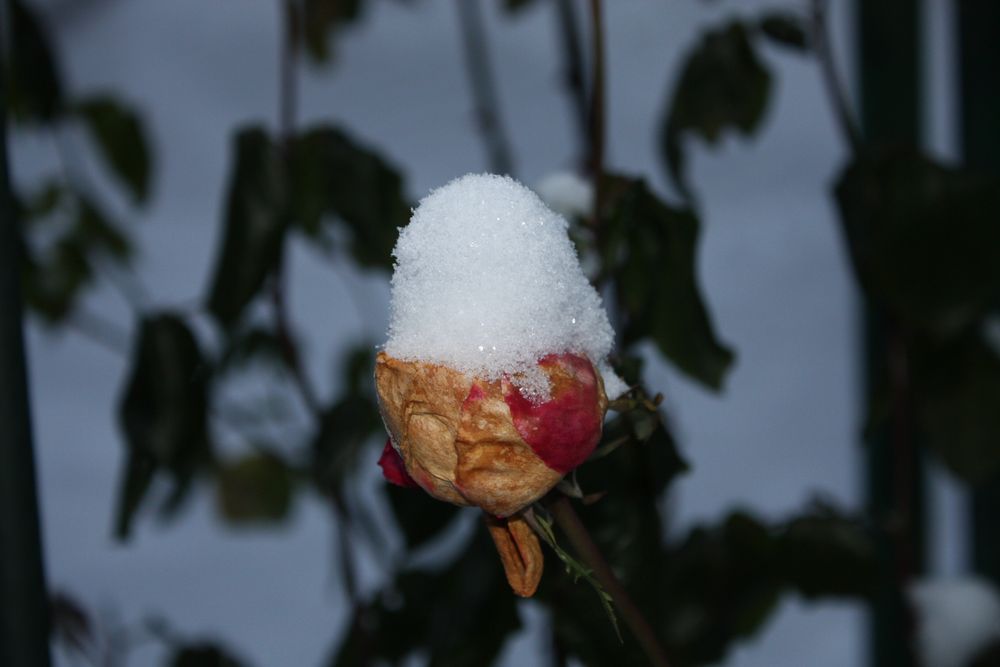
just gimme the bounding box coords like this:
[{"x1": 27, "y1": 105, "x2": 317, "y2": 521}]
[
  {"x1": 170, "y1": 643, "x2": 246, "y2": 667},
  {"x1": 75, "y1": 96, "x2": 153, "y2": 203},
  {"x1": 302, "y1": 0, "x2": 364, "y2": 63},
  {"x1": 909, "y1": 331, "x2": 1000, "y2": 485},
  {"x1": 312, "y1": 394, "x2": 381, "y2": 496},
  {"x1": 778, "y1": 508, "x2": 879, "y2": 598},
  {"x1": 50, "y1": 592, "x2": 93, "y2": 655},
  {"x1": 6, "y1": 0, "x2": 63, "y2": 122},
  {"x1": 386, "y1": 484, "x2": 460, "y2": 550},
  {"x1": 21, "y1": 237, "x2": 92, "y2": 322},
  {"x1": 74, "y1": 197, "x2": 132, "y2": 260},
  {"x1": 835, "y1": 149, "x2": 1000, "y2": 336},
  {"x1": 290, "y1": 126, "x2": 410, "y2": 269},
  {"x1": 216, "y1": 452, "x2": 295, "y2": 524},
  {"x1": 758, "y1": 12, "x2": 811, "y2": 52},
  {"x1": 217, "y1": 327, "x2": 286, "y2": 375},
  {"x1": 659, "y1": 21, "x2": 773, "y2": 198},
  {"x1": 18, "y1": 182, "x2": 64, "y2": 221},
  {"x1": 602, "y1": 176, "x2": 734, "y2": 389},
  {"x1": 502, "y1": 0, "x2": 539, "y2": 13},
  {"x1": 331, "y1": 527, "x2": 519, "y2": 667},
  {"x1": 116, "y1": 313, "x2": 211, "y2": 539},
  {"x1": 206, "y1": 127, "x2": 289, "y2": 328}
]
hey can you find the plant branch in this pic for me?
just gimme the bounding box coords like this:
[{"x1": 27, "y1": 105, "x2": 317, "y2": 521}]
[
  {"x1": 553, "y1": 0, "x2": 588, "y2": 160},
  {"x1": 546, "y1": 495, "x2": 671, "y2": 667},
  {"x1": 455, "y1": 0, "x2": 514, "y2": 175},
  {"x1": 810, "y1": 0, "x2": 863, "y2": 155},
  {"x1": 586, "y1": 0, "x2": 607, "y2": 215}
]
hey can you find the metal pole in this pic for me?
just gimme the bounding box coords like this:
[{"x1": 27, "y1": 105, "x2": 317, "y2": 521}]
[
  {"x1": 856, "y1": 1, "x2": 926, "y2": 665},
  {"x1": 0, "y1": 32, "x2": 53, "y2": 667}
]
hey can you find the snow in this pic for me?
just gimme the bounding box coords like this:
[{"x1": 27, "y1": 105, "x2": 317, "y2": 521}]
[
  {"x1": 385, "y1": 173, "x2": 620, "y2": 400},
  {"x1": 909, "y1": 577, "x2": 1000, "y2": 667},
  {"x1": 535, "y1": 171, "x2": 594, "y2": 220}
]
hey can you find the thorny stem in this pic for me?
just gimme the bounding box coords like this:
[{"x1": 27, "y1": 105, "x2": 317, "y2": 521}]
[
  {"x1": 586, "y1": 0, "x2": 607, "y2": 216},
  {"x1": 547, "y1": 495, "x2": 671, "y2": 667},
  {"x1": 810, "y1": 0, "x2": 863, "y2": 155},
  {"x1": 456, "y1": 0, "x2": 514, "y2": 175}
]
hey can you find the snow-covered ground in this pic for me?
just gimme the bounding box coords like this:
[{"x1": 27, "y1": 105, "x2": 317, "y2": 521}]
[{"x1": 14, "y1": 0, "x2": 967, "y2": 665}]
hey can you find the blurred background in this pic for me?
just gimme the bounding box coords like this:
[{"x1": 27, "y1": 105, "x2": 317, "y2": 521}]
[{"x1": 3, "y1": 1, "x2": 1000, "y2": 666}]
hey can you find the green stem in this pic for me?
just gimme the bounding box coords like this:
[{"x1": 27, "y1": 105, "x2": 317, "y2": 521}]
[{"x1": 547, "y1": 495, "x2": 670, "y2": 667}]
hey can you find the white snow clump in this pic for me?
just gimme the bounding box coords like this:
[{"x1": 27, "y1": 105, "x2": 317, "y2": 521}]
[
  {"x1": 909, "y1": 576, "x2": 1000, "y2": 667},
  {"x1": 535, "y1": 170, "x2": 594, "y2": 220},
  {"x1": 385, "y1": 173, "x2": 625, "y2": 399}
]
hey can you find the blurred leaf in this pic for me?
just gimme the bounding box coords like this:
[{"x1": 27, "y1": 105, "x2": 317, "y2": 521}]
[
  {"x1": 170, "y1": 643, "x2": 246, "y2": 667},
  {"x1": 386, "y1": 484, "x2": 460, "y2": 550},
  {"x1": 290, "y1": 125, "x2": 410, "y2": 269},
  {"x1": 75, "y1": 96, "x2": 152, "y2": 204},
  {"x1": 116, "y1": 313, "x2": 211, "y2": 539},
  {"x1": 206, "y1": 127, "x2": 288, "y2": 328},
  {"x1": 75, "y1": 197, "x2": 131, "y2": 260},
  {"x1": 331, "y1": 528, "x2": 520, "y2": 667},
  {"x1": 21, "y1": 237, "x2": 91, "y2": 323},
  {"x1": 302, "y1": 0, "x2": 364, "y2": 63},
  {"x1": 835, "y1": 149, "x2": 1000, "y2": 336},
  {"x1": 217, "y1": 327, "x2": 286, "y2": 375},
  {"x1": 909, "y1": 331, "x2": 1000, "y2": 485},
  {"x1": 6, "y1": 0, "x2": 63, "y2": 122},
  {"x1": 778, "y1": 507, "x2": 879, "y2": 598},
  {"x1": 216, "y1": 452, "x2": 295, "y2": 524},
  {"x1": 17, "y1": 182, "x2": 65, "y2": 221},
  {"x1": 659, "y1": 21, "x2": 773, "y2": 198},
  {"x1": 502, "y1": 0, "x2": 539, "y2": 13},
  {"x1": 758, "y1": 12, "x2": 811, "y2": 52},
  {"x1": 602, "y1": 176, "x2": 734, "y2": 389},
  {"x1": 312, "y1": 394, "x2": 381, "y2": 495},
  {"x1": 49, "y1": 592, "x2": 93, "y2": 656}
]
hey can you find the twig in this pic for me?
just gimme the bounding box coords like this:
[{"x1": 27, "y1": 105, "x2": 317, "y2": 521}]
[
  {"x1": 553, "y1": 0, "x2": 588, "y2": 159},
  {"x1": 546, "y1": 495, "x2": 671, "y2": 667},
  {"x1": 455, "y1": 0, "x2": 515, "y2": 175},
  {"x1": 810, "y1": 0, "x2": 863, "y2": 154},
  {"x1": 586, "y1": 0, "x2": 606, "y2": 215}
]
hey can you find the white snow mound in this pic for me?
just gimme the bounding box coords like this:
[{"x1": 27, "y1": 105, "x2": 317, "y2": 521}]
[
  {"x1": 385, "y1": 173, "x2": 623, "y2": 399},
  {"x1": 909, "y1": 576, "x2": 1000, "y2": 667}
]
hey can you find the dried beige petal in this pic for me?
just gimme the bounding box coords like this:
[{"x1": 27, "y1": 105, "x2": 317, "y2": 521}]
[{"x1": 485, "y1": 512, "x2": 544, "y2": 598}]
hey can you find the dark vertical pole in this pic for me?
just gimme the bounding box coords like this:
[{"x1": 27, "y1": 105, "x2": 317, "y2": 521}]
[
  {"x1": 856, "y1": 2, "x2": 926, "y2": 666},
  {"x1": 956, "y1": 0, "x2": 1000, "y2": 587},
  {"x1": 0, "y1": 39, "x2": 53, "y2": 667}
]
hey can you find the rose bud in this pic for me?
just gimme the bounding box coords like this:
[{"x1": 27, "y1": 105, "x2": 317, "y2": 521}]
[{"x1": 376, "y1": 174, "x2": 627, "y2": 597}]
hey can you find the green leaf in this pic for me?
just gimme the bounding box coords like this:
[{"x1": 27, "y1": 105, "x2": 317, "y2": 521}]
[
  {"x1": 215, "y1": 452, "x2": 295, "y2": 524},
  {"x1": 206, "y1": 127, "x2": 289, "y2": 328},
  {"x1": 602, "y1": 176, "x2": 734, "y2": 389},
  {"x1": 835, "y1": 149, "x2": 1000, "y2": 336},
  {"x1": 301, "y1": 0, "x2": 364, "y2": 63},
  {"x1": 909, "y1": 331, "x2": 1000, "y2": 485},
  {"x1": 170, "y1": 643, "x2": 246, "y2": 667},
  {"x1": 386, "y1": 484, "x2": 460, "y2": 550},
  {"x1": 659, "y1": 21, "x2": 773, "y2": 198},
  {"x1": 6, "y1": 0, "x2": 63, "y2": 122},
  {"x1": 75, "y1": 96, "x2": 153, "y2": 204},
  {"x1": 116, "y1": 313, "x2": 211, "y2": 539},
  {"x1": 290, "y1": 126, "x2": 410, "y2": 270},
  {"x1": 758, "y1": 12, "x2": 811, "y2": 52}
]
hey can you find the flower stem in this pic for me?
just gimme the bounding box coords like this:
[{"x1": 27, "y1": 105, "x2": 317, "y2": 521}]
[{"x1": 547, "y1": 495, "x2": 671, "y2": 667}]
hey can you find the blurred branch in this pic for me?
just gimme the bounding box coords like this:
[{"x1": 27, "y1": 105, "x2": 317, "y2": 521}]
[
  {"x1": 279, "y1": 0, "x2": 299, "y2": 145},
  {"x1": 810, "y1": 0, "x2": 863, "y2": 154},
  {"x1": 586, "y1": 0, "x2": 606, "y2": 214},
  {"x1": 455, "y1": 0, "x2": 514, "y2": 175},
  {"x1": 553, "y1": 0, "x2": 588, "y2": 162},
  {"x1": 546, "y1": 495, "x2": 671, "y2": 667}
]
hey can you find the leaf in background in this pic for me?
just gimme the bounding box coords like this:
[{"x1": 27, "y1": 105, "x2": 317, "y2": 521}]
[
  {"x1": 311, "y1": 394, "x2": 381, "y2": 496},
  {"x1": 301, "y1": 0, "x2": 364, "y2": 63},
  {"x1": 758, "y1": 12, "x2": 811, "y2": 52},
  {"x1": 217, "y1": 327, "x2": 286, "y2": 375},
  {"x1": 170, "y1": 643, "x2": 246, "y2": 667},
  {"x1": 331, "y1": 528, "x2": 520, "y2": 667},
  {"x1": 116, "y1": 313, "x2": 211, "y2": 539},
  {"x1": 216, "y1": 452, "x2": 295, "y2": 524},
  {"x1": 909, "y1": 331, "x2": 1000, "y2": 486},
  {"x1": 659, "y1": 21, "x2": 773, "y2": 198},
  {"x1": 502, "y1": 0, "x2": 539, "y2": 14},
  {"x1": 290, "y1": 126, "x2": 410, "y2": 270},
  {"x1": 75, "y1": 96, "x2": 153, "y2": 204},
  {"x1": 386, "y1": 484, "x2": 460, "y2": 550},
  {"x1": 602, "y1": 176, "x2": 734, "y2": 390},
  {"x1": 206, "y1": 127, "x2": 288, "y2": 328},
  {"x1": 6, "y1": 0, "x2": 63, "y2": 122},
  {"x1": 835, "y1": 149, "x2": 1000, "y2": 336}
]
